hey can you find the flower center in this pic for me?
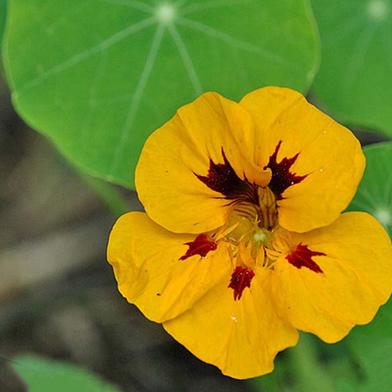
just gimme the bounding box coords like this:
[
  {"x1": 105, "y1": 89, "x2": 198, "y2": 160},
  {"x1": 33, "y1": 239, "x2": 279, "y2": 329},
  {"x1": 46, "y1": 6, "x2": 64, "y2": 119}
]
[
  {"x1": 187, "y1": 142, "x2": 312, "y2": 300},
  {"x1": 222, "y1": 186, "x2": 278, "y2": 246},
  {"x1": 217, "y1": 185, "x2": 286, "y2": 300}
]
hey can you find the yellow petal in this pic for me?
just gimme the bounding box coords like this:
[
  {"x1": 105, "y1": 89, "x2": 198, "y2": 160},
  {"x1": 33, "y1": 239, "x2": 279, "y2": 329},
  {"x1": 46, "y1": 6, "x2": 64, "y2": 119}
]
[
  {"x1": 163, "y1": 267, "x2": 298, "y2": 379},
  {"x1": 240, "y1": 87, "x2": 365, "y2": 232},
  {"x1": 107, "y1": 212, "x2": 231, "y2": 323},
  {"x1": 136, "y1": 92, "x2": 271, "y2": 234},
  {"x1": 270, "y1": 212, "x2": 392, "y2": 343}
]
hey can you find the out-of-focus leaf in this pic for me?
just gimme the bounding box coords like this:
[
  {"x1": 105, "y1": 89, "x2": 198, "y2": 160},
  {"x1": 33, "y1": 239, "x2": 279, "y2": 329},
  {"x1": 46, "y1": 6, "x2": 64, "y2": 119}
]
[
  {"x1": 252, "y1": 334, "x2": 338, "y2": 392},
  {"x1": 0, "y1": 0, "x2": 6, "y2": 47},
  {"x1": 335, "y1": 378, "x2": 358, "y2": 392},
  {"x1": 345, "y1": 142, "x2": 392, "y2": 390},
  {"x1": 13, "y1": 355, "x2": 120, "y2": 392},
  {"x1": 3, "y1": 0, "x2": 319, "y2": 187},
  {"x1": 344, "y1": 298, "x2": 392, "y2": 391},
  {"x1": 312, "y1": 0, "x2": 392, "y2": 136},
  {"x1": 250, "y1": 354, "x2": 287, "y2": 392},
  {"x1": 349, "y1": 142, "x2": 392, "y2": 236},
  {"x1": 287, "y1": 334, "x2": 335, "y2": 392}
]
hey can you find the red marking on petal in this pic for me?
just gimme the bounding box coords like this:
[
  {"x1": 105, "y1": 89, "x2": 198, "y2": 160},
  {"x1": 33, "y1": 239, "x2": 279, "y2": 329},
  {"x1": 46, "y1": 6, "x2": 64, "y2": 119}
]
[
  {"x1": 286, "y1": 243, "x2": 325, "y2": 273},
  {"x1": 266, "y1": 141, "x2": 307, "y2": 200},
  {"x1": 196, "y1": 149, "x2": 258, "y2": 204},
  {"x1": 179, "y1": 234, "x2": 217, "y2": 261},
  {"x1": 228, "y1": 266, "x2": 255, "y2": 300}
]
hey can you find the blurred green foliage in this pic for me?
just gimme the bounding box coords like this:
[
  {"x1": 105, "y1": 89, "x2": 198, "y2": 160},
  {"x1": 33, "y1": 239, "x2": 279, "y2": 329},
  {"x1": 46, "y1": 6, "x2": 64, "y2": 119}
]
[
  {"x1": 251, "y1": 296, "x2": 392, "y2": 392},
  {"x1": 0, "y1": 0, "x2": 6, "y2": 46},
  {"x1": 312, "y1": 0, "x2": 392, "y2": 136},
  {"x1": 3, "y1": 0, "x2": 319, "y2": 187},
  {"x1": 343, "y1": 298, "x2": 392, "y2": 391},
  {"x1": 350, "y1": 142, "x2": 392, "y2": 236},
  {"x1": 1, "y1": 1, "x2": 392, "y2": 391},
  {"x1": 12, "y1": 355, "x2": 120, "y2": 392}
]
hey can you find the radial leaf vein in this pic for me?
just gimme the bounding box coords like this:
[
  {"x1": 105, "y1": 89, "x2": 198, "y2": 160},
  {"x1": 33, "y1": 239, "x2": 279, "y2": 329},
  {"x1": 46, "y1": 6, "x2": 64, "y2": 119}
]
[
  {"x1": 359, "y1": 187, "x2": 380, "y2": 211},
  {"x1": 343, "y1": 24, "x2": 378, "y2": 91},
  {"x1": 182, "y1": 0, "x2": 252, "y2": 15},
  {"x1": 43, "y1": 3, "x2": 90, "y2": 35},
  {"x1": 80, "y1": 51, "x2": 109, "y2": 142},
  {"x1": 109, "y1": 24, "x2": 165, "y2": 176},
  {"x1": 17, "y1": 17, "x2": 156, "y2": 94},
  {"x1": 177, "y1": 17, "x2": 286, "y2": 65},
  {"x1": 169, "y1": 24, "x2": 203, "y2": 95},
  {"x1": 322, "y1": 13, "x2": 364, "y2": 48},
  {"x1": 97, "y1": 0, "x2": 154, "y2": 13},
  {"x1": 174, "y1": 0, "x2": 189, "y2": 8}
]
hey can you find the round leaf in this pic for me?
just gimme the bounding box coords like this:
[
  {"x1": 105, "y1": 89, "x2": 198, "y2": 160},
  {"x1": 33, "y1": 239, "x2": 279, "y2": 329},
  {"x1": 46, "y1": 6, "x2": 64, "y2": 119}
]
[
  {"x1": 349, "y1": 142, "x2": 392, "y2": 237},
  {"x1": 312, "y1": 0, "x2": 392, "y2": 136},
  {"x1": 3, "y1": 0, "x2": 319, "y2": 187}
]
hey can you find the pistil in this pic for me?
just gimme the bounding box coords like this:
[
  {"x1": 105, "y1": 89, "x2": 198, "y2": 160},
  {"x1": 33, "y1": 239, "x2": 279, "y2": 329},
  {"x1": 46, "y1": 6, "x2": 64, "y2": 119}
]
[{"x1": 257, "y1": 186, "x2": 278, "y2": 230}]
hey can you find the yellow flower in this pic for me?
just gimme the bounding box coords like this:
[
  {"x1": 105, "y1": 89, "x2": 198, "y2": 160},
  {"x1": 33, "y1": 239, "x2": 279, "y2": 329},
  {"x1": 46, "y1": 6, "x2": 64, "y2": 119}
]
[{"x1": 107, "y1": 87, "x2": 392, "y2": 379}]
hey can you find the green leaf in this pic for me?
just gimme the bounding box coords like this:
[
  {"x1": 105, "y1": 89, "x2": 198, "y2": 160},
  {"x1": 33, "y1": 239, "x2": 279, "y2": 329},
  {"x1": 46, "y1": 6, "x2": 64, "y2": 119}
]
[
  {"x1": 250, "y1": 354, "x2": 288, "y2": 392},
  {"x1": 0, "y1": 0, "x2": 6, "y2": 47},
  {"x1": 345, "y1": 298, "x2": 392, "y2": 391},
  {"x1": 344, "y1": 142, "x2": 392, "y2": 389},
  {"x1": 286, "y1": 334, "x2": 335, "y2": 392},
  {"x1": 251, "y1": 335, "x2": 339, "y2": 392},
  {"x1": 12, "y1": 355, "x2": 121, "y2": 392},
  {"x1": 312, "y1": 0, "x2": 392, "y2": 136},
  {"x1": 3, "y1": 0, "x2": 320, "y2": 187},
  {"x1": 349, "y1": 142, "x2": 392, "y2": 237}
]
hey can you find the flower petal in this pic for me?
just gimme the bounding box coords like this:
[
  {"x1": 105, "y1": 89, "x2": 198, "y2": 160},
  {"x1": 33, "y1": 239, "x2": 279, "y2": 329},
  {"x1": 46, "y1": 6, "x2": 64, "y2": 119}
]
[
  {"x1": 136, "y1": 92, "x2": 271, "y2": 234},
  {"x1": 163, "y1": 267, "x2": 298, "y2": 379},
  {"x1": 240, "y1": 87, "x2": 365, "y2": 232},
  {"x1": 271, "y1": 212, "x2": 392, "y2": 343},
  {"x1": 107, "y1": 212, "x2": 231, "y2": 323}
]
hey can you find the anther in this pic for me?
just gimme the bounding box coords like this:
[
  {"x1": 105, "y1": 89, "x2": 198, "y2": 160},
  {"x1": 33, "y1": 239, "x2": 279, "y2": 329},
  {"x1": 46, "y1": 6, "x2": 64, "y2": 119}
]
[{"x1": 257, "y1": 187, "x2": 278, "y2": 229}]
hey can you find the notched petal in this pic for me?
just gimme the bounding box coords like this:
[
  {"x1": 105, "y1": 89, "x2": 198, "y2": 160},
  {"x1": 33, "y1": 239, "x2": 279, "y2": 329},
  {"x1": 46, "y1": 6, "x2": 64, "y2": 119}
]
[
  {"x1": 107, "y1": 212, "x2": 230, "y2": 323},
  {"x1": 163, "y1": 271, "x2": 298, "y2": 379},
  {"x1": 271, "y1": 212, "x2": 392, "y2": 343}
]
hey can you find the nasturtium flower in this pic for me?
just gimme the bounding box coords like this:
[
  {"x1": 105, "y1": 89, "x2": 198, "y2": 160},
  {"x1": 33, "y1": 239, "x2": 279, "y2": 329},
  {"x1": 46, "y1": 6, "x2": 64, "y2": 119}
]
[{"x1": 107, "y1": 87, "x2": 392, "y2": 379}]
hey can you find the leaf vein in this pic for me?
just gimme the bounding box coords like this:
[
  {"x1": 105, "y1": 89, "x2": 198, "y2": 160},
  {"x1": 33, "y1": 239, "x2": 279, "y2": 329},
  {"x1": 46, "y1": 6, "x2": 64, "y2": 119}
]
[
  {"x1": 109, "y1": 24, "x2": 165, "y2": 176},
  {"x1": 169, "y1": 24, "x2": 203, "y2": 95},
  {"x1": 17, "y1": 17, "x2": 156, "y2": 94}
]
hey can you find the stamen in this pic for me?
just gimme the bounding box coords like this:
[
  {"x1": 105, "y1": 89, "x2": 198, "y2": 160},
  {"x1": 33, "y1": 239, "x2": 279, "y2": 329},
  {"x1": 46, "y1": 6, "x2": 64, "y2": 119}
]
[
  {"x1": 257, "y1": 187, "x2": 278, "y2": 229},
  {"x1": 224, "y1": 202, "x2": 259, "y2": 245}
]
